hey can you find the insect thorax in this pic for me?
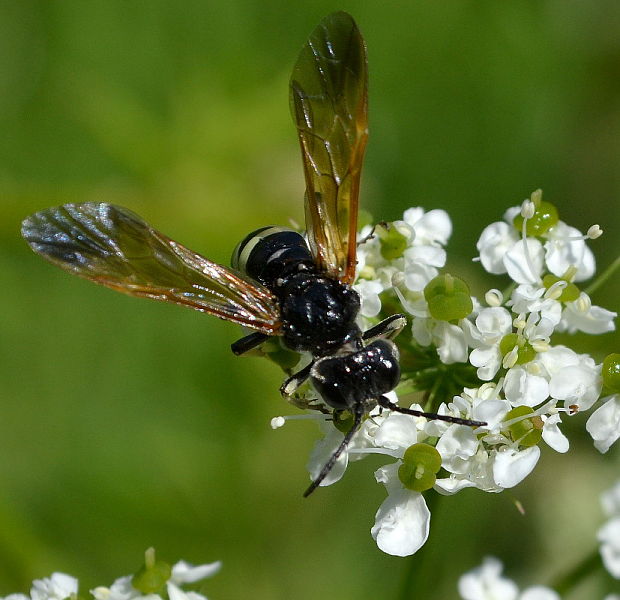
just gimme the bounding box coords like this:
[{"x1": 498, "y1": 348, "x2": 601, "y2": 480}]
[{"x1": 232, "y1": 226, "x2": 361, "y2": 355}]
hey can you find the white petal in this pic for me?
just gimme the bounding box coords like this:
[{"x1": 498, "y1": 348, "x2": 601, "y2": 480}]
[
  {"x1": 473, "y1": 399, "x2": 511, "y2": 433},
  {"x1": 477, "y1": 222, "x2": 518, "y2": 274},
  {"x1": 504, "y1": 367, "x2": 549, "y2": 408},
  {"x1": 598, "y1": 517, "x2": 620, "y2": 578},
  {"x1": 470, "y1": 346, "x2": 502, "y2": 381},
  {"x1": 541, "y1": 414, "x2": 569, "y2": 453},
  {"x1": 306, "y1": 429, "x2": 348, "y2": 487},
  {"x1": 436, "y1": 425, "x2": 479, "y2": 463},
  {"x1": 458, "y1": 557, "x2": 519, "y2": 600},
  {"x1": 434, "y1": 476, "x2": 477, "y2": 495},
  {"x1": 31, "y1": 574, "x2": 79, "y2": 600},
  {"x1": 586, "y1": 395, "x2": 620, "y2": 453},
  {"x1": 406, "y1": 245, "x2": 447, "y2": 268},
  {"x1": 561, "y1": 295, "x2": 617, "y2": 335},
  {"x1": 504, "y1": 238, "x2": 545, "y2": 284},
  {"x1": 354, "y1": 279, "x2": 384, "y2": 318},
  {"x1": 475, "y1": 307, "x2": 513, "y2": 338},
  {"x1": 171, "y1": 561, "x2": 222, "y2": 583},
  {"x1": 412, "y1": 317, "x2": 433, "y2": 346},
  {"x1": 435, "y1": 322, "x2": 469, "y2": 364},
  {"x1": 544, "y1": 223, "x2": 588, "y2": 277},
  {"x1": 403, "y1": 208, "x2": 452, "y2": 245},
  {"x1": 371, "y1": 489, "x2": 430, "y2": 556},
  {"x1": 374, "y1": 412, "x2": 421, "y2": 451},
  {"x1": 519, "y1": 586, "x2": 561, "y2": 600},
  {"x1": 601, "y1": 481, "x2": 620, "y2": 518},
  {"x1": 549, "y1": 365, "x2": 602, "y2": 411},
  {"x1": 493, "y1": 446, "x2": 540, "y2": 488}
]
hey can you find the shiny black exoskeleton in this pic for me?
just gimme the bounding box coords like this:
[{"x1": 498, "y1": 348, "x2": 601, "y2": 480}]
[{"x1": 231, "y1": 226, "x2": 400, "y2": 410}]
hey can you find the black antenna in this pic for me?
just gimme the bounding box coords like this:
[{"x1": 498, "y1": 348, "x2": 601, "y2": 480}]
[
  {"x1": 377, "y1": 395, "x2": 487, "y2": 427},
  {"x1": 303, "y1": 408, "x2": 364, "y2": 497}
]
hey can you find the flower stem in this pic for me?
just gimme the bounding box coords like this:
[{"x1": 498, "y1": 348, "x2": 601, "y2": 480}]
[
  {"x1": 397, "y1": 491, "x2": 440, "y2": 600},
  {"x1": 549, "y1": 548, "x2": 603, "y2": 595},
  {"x1": 584, "y1": 254, "x2": 620, "y2": 296}
]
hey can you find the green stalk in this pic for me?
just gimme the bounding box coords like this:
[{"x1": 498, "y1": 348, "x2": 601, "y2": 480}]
[
  {"x1": 549, "y1": 548, "x2": 602, "y2": 595},
  {"x1": 584, "y1": 254, "x2": 620, "y2": 296},
  {"x1": 397, "y1": 491, "x2": 440, "y2": 600}
]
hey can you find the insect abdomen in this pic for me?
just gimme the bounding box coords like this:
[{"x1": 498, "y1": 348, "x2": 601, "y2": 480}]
[
  {"x1": 231, "y1": 226, "x2": 314, "y2": 287},
  {"x1": 310, "y1": 340, "x2": 401, "y2": 411}
]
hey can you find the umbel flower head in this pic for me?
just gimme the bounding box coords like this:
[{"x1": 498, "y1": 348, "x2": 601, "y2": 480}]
[
  {"x1": 0, "y1": 549, "x2": 221, "y2": 600},
  {"x1": 272, "y1": 190, "x2": 618, "y2": 556}
]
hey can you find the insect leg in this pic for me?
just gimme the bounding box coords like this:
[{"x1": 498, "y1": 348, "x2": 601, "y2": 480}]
[
  {"x1": 377, "y1": 395, "x2": 487, "y2": 427},
  {"x1": 231, "y1": 332, "x2": 270, "y2": 356},
  {"x1": 362, "y1": 314, "x2": 407, "y2": 343},
  {"x1": 280, "y1": 361, "x2": 313, "y2": 397},
  {"x1": 303, "y1": 407, "x2": 364, "y2": 497}
]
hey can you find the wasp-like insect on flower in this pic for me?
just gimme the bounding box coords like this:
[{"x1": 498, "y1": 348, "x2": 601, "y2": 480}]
[{"x1": 22, "y1": 12, "x2": 486, "y2": 496}]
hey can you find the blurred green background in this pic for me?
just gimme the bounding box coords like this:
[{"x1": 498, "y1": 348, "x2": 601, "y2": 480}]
[{"x1": 1, "y1": 1, "x2": 619, "y2": 599}]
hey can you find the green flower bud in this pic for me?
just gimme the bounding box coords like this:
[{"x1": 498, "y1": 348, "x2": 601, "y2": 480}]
[
  {"x1": 513, "y1": 198, "x2": 559, "y2": 237},
  {"x1": 504, "y1": 406, "x2": 542, "y2": 447},
  {"x1": 424, "y1": 274, "x2": 473, "y2": 321},
  {"x1": 378, "y1": 225, "x2": 408, "y2": 260},
  {"x1": 499, "y1": 333, "x2": 536, "y2": 364},
  {"x1": 602, "y1": 353, "x2": 620, "y2": 393},
  {"x1": 132, "y1": 549, "x2": 172, "y2": 595},
  {"x1": 542, "y1": 274, "x2": 580, "y2": 302},
  {"x1": 398, "y1": 443, "x2": 442, "y2": 492}
]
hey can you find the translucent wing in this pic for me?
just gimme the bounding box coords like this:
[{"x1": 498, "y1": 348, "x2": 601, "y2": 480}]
[
  {"x1": 22, "y1": 203, "x2": 282, "y2": 335},
  {"x1": 290, "y1": 11, "x2": 368, "y2": 284}
]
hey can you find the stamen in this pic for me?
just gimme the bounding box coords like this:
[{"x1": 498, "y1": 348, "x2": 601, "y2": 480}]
[
  {"x1": 575, "y1": 293, "x2": 590, "y2": 312},
  {"x1": 531, "y1": 339, "x2": 550, "y2": 353},
  {"x1": 545, "y1": 280, "x2": 566, "y2": 300},
  {"x1": 513, "y1": 313, "x2": 527, "y2": 332},
  {"x1": 519, "y1": 201, "x2": 542, "y2": 284},
  {"x1": 520, "y1": 200, "x2": 536, "y2": 219},
  {"x1": 503, "y1": 347, "x2": 519, "y2": 369},
  {"x1": 587, "y1": 224, "x2": 603, "y2": 239},
  {"x1": 270, "y1": 413, "x2": 329, "y2": 429},
  {"x1": 485, "y1": 289, "x2": 504, "y2": 307}
]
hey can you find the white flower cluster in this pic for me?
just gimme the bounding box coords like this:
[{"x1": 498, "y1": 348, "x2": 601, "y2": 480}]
[
  {"x1": 458, "y1": 556, "x2": 619, "y2": 600},
  {"x1": 599, "y1": 480, "x2": 620, "y2": 579},
  {"x1": 458, "y1": 557, "x2": 560, "y2": 600},
  {"x1": 1, "y1": 560, "x2": 221, "y2": 600},
  {"x1": 274, "y1": 193, "x2": 618, "y2": 557}
]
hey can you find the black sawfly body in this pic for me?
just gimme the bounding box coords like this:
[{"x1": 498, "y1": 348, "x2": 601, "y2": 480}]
[{"x1": 21, "y1": 12, "x2": 486, "y2": 497}]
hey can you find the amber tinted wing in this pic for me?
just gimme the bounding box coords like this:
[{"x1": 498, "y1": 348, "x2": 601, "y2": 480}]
[
  {"x1": 22, "y1": 203, "x2": 281, "y2": 335},
  {"x1": 290, "y1": 11, "x2": 368, "y2": 284}
]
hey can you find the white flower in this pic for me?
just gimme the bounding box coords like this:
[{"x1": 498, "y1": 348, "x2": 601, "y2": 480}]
[
  {"x1": 493, "y1": 446, "x2": 540, "y2": 488},
  {"x1": 544, "y1": 221, "x2": 595, "y2": 281},
  {"x1": 412, "y1": 319, "x2": 469, "y2": 364},
  {"x1": 458, "y1": 557, "x2": 519, "y2": 600},
  {"x1": 540, "y1": 413, "x2": 569, "y2": 453},
  {"x1": 371, "y1": 463, "x2": 430, "y2": 557},
  {"x1": 559, "y1": 293, "x2": 617, "y2": 335},
  {"x1": 598, "y1": 517, "x2": 620, "y2": 578},
  {"x1": 477, "y1": 204, "x2": 597, "y2": 287},
  {"x1": 586, "y1": 394, "x2": 620, "y2": 453},
  {"x1": 31, "y1": 574, "x2": 78, "y2": 600},
  {"x1": 601, "y1": 481, "x2": 620, "y2": 518},
  {"x1": 402, "y1": 207, "x2": 452, "y2": 246},
  {"x1": 92, "y1": 560, "x2": 220, "y2": 600},
  {"x1": 464, "y1": 307, "x2": 513, "y2": 380},
  {"x1": 504, "y1": 366, "x2": 549, "y2": 408},
  {"x1": 458, "y1": 557, "x2": 560, "y2": 600}
]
